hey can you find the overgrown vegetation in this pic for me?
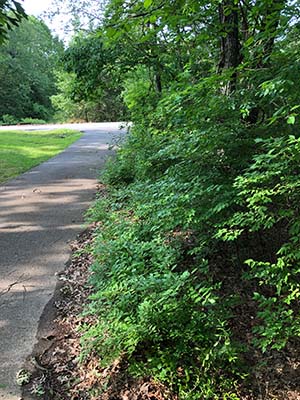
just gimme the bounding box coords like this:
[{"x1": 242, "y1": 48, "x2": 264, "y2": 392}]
[
  {"x1": 76, "y1": 0, "x2": 300, "y2": 398},
  {"x1": 0, "y1": 129, "x2": 82, "y2": 183},
  {"x1": 1, "y1": 0, "x2": 299, "y2": 398}
]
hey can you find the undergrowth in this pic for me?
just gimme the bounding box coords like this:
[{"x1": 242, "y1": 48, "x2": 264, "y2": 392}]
[
  {"x1": 82, "y1": 40, "x2": 300, "y2": 400},
  {"x1": 83, "y1": 131, "x2": 300, "y2": 398}
]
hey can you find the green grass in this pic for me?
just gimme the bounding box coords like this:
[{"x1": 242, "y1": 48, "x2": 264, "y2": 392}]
[{"x1": 0, "y1": 128, "x2": 82, "y2": 183}]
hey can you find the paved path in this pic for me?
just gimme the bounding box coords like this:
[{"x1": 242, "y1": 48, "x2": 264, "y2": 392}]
[{"x1": 0, "y1": 123, "x2": 125, "y2": 399}]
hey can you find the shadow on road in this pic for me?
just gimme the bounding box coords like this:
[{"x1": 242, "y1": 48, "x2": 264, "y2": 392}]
[{"x1": 0, "y1": 124, "x2": 126, "y2": 399}]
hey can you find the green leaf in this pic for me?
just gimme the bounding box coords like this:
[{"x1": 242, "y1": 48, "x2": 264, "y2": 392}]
[
  {"x1": 290, "y1": 105, "x2": 300, "y2": 111},
  {"x1": 144, "y1": 0, "x2": 152, "y2": 9},
  {"x1": 149, "y1": 15, "x2": 157, "y2": 23},
  {"x1": 287, "y1": 115, "x2": 296, "y2": 125},
  {"x1": 106, "y1": 27, "x2": 117, "y2": 38},
  {"x1": 244, "y1": 36, "x2": 254, "y2": 47}
]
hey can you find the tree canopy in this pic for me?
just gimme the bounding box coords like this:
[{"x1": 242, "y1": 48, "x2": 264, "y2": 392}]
[
  {"x1": 0, "y1": 16, "x2": 63, "y2": 123},
  {"x1": 0, "y1": 0, "x2": 26, "y2": 42}
]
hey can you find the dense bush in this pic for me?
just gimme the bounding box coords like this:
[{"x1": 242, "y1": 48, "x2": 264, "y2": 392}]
[
  {"x1": 218, "y1": 135, "x2": 300, "y2": 351},
  {"x1": 0, "y1": 115, "x2": 47, "y2": 126},
  {"x1": 79, "y1": 1, "x2": 300, "y2": 398},
  {"x1": 84, "y1": 90, "x2": 300, "y2": 398},
  {"x1": 20, "y1": 118, "x2": 47, "y2": 125},
  {"x1": 0, "y1": 114, "x2": 18, "y2": 125}
]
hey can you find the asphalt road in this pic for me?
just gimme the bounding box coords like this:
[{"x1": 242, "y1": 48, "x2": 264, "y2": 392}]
[{"x1": 0, "y1": 122, "x2": 126, "y2": 399}]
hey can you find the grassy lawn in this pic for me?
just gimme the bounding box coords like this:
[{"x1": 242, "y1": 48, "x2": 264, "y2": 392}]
[{"x1": 0, "y1": 128, "x2": 82, "y2": 183}]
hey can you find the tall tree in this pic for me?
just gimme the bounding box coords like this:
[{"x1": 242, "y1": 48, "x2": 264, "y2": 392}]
[
  {"x1": 0, "y1": 16, "x2": 64, "y2": 121},
  {"x1": 53, "y1": 33, "x2": 127, "y2": 122}
]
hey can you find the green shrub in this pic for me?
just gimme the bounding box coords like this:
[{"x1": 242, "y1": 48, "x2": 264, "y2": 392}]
[
  {"x1": 217, "y1": 135, "x2": 300, "y2": 351},
  {"x1": 83, "y1": 193, "x2": 242, "y2": 398},
  {"x1": 1, "y1": 114, "x2": 18, "y2": 125},
  {"x1": 20, "y1": 117, "x2": 47, "y2": 125}
]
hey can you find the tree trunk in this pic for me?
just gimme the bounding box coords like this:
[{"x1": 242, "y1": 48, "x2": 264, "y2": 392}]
[
  {"x1": 155, "y1": 71, "x2": 162, "y2": 93},
  {"x1": 218, "y1": 0, "x2": 240, "y2": 94}
]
